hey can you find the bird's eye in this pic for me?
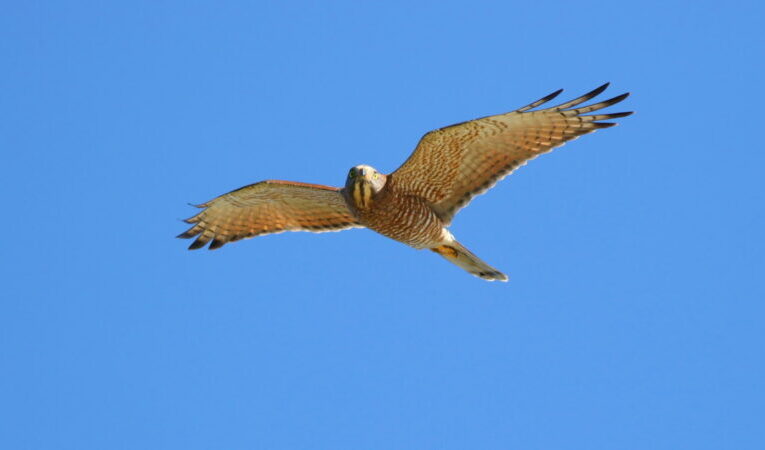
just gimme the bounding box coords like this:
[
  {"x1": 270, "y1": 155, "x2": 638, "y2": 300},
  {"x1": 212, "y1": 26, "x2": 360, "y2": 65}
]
[
  {"x1": 348, "y1": 169, "x2": 355, "y2": 178},
  {"x1": 373, "y1": 173, "x2": 379, "y2": 179}
]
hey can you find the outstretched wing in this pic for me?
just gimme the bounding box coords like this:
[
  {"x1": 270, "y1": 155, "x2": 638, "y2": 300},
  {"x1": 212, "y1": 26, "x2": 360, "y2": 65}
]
[
  {"x1": 391, "y1": 83, "x2": 632, "y2": 224},
  {"x1": 178, "y1": 180, "x2": 362, "y2": 250}
]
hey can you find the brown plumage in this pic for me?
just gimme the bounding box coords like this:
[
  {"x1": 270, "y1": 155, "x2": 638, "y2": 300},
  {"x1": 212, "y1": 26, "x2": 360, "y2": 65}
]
[
  {"x1": 179, "y1": 83, "x2": 632, "y2": 281},
  {"x1": 178, "y1": 181, "x2": 361, "y2": 250}
]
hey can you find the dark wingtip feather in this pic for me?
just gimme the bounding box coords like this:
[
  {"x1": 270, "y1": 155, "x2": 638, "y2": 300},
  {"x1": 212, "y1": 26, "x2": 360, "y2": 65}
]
[
  {"x1": 546, "y1": 83, "x2": 613, "y2": 112},
  {"x1": 588, "y1": 82, "x2": 610, "y2": 97},
  {"x1": 607, "y1": 111, "x2": 634, "y2": 118},
  {"x1": 208, "y1": 239, "x2": 226, "y2": 250},
  {"x1": 176, "y1": 229, "x2": 198, "y2": 239},
  {"x1": 588, "y1": 111, "x2": 633, "y2": 120},
  {"x1": 188, "y1": 238, "x2": 209, "y2": 250},
  {"x1": 541, "y1": 88, "x2": 564, "y2": 105},
  {"x1": 516, "y1": 88, "x2": 564, "y2": 112},
  {"x1": 573, "y1": 92, "x2": 631, "y2": 114},
  {"x1": 592, "y1": 122, "x2": 618, "y2": 128},
  {"x1": 605, "y1": 92, "x2": 630, "y2": 106}
]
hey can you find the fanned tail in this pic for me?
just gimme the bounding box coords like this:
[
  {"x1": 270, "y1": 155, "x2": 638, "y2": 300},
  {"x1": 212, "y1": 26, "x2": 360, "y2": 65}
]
[{"x1": 431, "y1": 241, "x2": 508, "y2": 282}]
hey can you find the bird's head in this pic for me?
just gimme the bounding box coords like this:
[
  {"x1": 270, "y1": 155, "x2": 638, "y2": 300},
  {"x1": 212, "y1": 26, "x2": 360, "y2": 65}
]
[{"x1": 345, "y1": 164, "x2": 387, "y2": 209}]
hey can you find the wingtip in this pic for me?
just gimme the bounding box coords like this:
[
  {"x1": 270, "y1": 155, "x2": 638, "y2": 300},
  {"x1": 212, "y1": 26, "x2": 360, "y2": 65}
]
[
  {"x1": 578, "y1": 82, "x2": 610, "y2": 101},
  {"x1": 603, "y1": 111, "x2": 634, "y2": 119},
  {"x1": 538, "y1": 88, "x2": 564, "y2": 104},
  {"x1": 592, "y1": 122, "x2": 619, "y2": 128},
  {"x1": 612, "y1": 92, "x2": 630, "y2": 102},
  {"x1": 208, "y1": 239, "x2": 226, "y2": 250},
  {"x1": 476, "y1": 270, "x2": 509, "y2": 282},
  {"x1": 188, "y1": 239, "x2": 207, "y2": 250},
  {"x1": 592, "y1": 82, "x2": 610, "y2": 95},
  {"x1": 517, "y1": 88, "x2": 565, "y2": 112}
]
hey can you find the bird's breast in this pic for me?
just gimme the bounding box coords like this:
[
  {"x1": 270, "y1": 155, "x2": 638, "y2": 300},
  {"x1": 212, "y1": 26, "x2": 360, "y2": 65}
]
[{"x1": 355, "y1": 191, "x2": 445, "y2": 249}]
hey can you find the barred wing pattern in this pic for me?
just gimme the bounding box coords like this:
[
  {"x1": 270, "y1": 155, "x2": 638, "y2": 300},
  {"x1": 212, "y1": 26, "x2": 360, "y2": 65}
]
[
  {"x1": 391, "y1": 83, "x2": 632, "y2": 224},
  {"x1": 178, "y1": 180, "x2": 362, "y2": 250}
]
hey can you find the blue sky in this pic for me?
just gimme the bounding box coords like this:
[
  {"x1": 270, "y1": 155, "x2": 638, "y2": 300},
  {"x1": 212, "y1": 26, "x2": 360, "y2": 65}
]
[{"x1": 2, "y1": 1, "x2": 764, "y2": 449}]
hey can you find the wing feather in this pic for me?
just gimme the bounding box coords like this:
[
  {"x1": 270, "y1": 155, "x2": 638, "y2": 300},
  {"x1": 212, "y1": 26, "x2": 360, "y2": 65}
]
[
  {"x1": 178, "y1": 180, "x2": 361, "y2": 250},
  {"x1": 390, "y1": 84, "x2": 632, "y2": 224}
]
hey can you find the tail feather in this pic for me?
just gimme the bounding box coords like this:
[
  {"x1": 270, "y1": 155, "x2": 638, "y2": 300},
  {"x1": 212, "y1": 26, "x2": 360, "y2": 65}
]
[{"x1": 431, "y1": 242, "x2": 508, "y2": 282}]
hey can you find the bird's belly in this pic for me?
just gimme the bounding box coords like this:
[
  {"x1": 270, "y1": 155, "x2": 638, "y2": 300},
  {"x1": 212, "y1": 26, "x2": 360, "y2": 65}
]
[{"x1": 359, "y1": 196, "x2": 444, "y2": 249}]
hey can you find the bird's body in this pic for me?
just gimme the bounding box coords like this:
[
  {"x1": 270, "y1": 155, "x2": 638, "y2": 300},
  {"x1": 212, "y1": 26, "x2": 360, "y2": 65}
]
[
  {"x1": 341, "y1": 165, "x2": 507, "y2": 279},
  {"x1": 179, "y1": 83, "x2": 632, "y2": 281},
  {"x1": 344, "y1": 169, "x2": 445, "y2": 249}
]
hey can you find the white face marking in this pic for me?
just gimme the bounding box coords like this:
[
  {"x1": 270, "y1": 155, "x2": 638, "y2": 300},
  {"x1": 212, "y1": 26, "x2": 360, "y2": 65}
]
[
  {"x1": 348, "y1": 164, "x2": 384, "y2": 210},
  {"x1": 350, "y1": 179, "x2": 373, "y2": 209}
]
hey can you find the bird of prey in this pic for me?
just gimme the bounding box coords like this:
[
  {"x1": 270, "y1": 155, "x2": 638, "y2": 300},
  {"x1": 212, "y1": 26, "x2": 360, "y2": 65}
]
[{"x1": 178, "y1": 83, "x2": 632, "y2": 281}]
